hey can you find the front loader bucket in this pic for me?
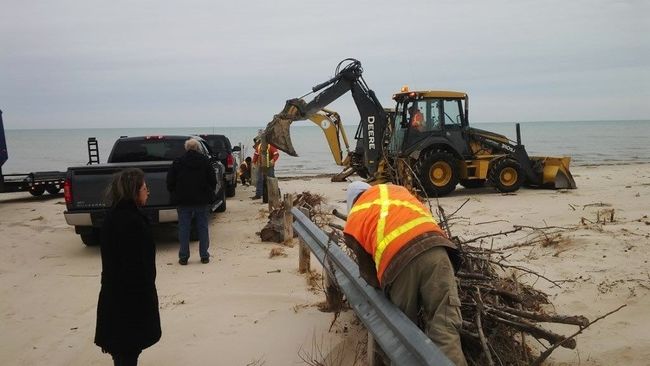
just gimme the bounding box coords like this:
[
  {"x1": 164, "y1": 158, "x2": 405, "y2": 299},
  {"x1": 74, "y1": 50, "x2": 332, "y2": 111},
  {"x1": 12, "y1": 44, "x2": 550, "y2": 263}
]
[
  {"x1": 262, "y1": 99, "x2": 308, "y2": 157},
  {"x1": 531, "y1": 156, "x2": 577, "y2": 189}
]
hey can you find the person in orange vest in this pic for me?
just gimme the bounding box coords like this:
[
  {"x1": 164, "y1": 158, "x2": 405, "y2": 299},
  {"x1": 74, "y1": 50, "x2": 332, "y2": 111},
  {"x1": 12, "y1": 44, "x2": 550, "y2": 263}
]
[
  {"x1": 251, "y1": 138, "x2": 280, "y2": 200},
  {"x1": 409, "y1": 104, "x2": 425, "y2": 131},
  {"x1": 343, "y1": 182, "x2": 467, "y2": 366}
]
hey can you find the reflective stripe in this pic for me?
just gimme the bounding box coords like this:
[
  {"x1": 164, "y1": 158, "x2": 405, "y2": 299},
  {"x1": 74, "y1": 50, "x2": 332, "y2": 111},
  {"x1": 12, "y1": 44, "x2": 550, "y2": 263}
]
[{"x1": 376, "y1": 185, "x2": 389, "y2": 256}]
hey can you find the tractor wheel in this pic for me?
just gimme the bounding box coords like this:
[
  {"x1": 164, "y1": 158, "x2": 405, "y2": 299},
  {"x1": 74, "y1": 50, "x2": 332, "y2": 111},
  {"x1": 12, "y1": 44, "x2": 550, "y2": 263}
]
[
  {"x1": 45, "y1": 184, "x2": 61, "y2": 195},
  {"x1": 459, "y1": 179, "x2": 486, "y2": 189},
  {"x1": 489, "y1": 158, "x2": 524, "y2": 193},
  {"x1": 29, "y1": 186, "x2": 45, "y2": 196},
  {"x1": 416, "y1": 150, "x2": 459, "y2": 197}
]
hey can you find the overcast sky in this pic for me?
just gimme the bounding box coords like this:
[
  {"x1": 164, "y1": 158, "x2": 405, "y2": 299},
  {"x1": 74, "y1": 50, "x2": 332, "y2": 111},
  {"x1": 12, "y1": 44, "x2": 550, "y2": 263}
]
[{"x1": 1, "y1": 0, "x2": 648, "y2": 129}]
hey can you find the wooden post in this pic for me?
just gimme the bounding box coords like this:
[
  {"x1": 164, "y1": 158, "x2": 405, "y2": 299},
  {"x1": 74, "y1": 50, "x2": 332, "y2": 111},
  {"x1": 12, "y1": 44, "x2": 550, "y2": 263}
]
[
  {"x1": 282, "y1": 193, "x2": 294, "y2": 246},
  {"x1": 298, "y1": 207, "x2": 311, "y2": 274},
  {"x1": 267, "y1": 177, "x2": 280, "y2": 210},
  {"x1": 323, "y1": 267, "x2": 344, "y2": 312}
]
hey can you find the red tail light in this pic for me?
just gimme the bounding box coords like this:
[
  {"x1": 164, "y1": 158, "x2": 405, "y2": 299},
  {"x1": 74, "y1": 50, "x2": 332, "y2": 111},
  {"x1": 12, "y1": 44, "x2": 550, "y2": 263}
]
[
  {"x1": 64, "y1": 178, "x2": 73, "y2": 204},
  {"x1": 226, "y1": 154, "x2": 234, "y2": 168}
]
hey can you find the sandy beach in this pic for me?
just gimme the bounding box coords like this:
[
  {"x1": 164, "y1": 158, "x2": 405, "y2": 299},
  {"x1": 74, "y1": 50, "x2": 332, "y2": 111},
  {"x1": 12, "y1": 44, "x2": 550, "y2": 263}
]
[{"x1": 1, "y1": 163, "x2": 649, "y2": 365}]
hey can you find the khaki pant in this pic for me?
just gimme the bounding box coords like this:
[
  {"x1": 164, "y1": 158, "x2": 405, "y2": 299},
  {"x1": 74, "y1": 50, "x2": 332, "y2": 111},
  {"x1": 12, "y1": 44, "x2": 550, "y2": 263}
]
[{"x1": 387, "y1": 246, "x2": 467, "y2": 366}]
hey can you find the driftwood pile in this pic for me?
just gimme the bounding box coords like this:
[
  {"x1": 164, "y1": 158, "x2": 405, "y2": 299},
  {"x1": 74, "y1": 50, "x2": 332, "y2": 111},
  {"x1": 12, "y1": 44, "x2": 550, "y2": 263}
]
[{"x1": 292, "y1": 191, "x2": 625, "y2": 366}]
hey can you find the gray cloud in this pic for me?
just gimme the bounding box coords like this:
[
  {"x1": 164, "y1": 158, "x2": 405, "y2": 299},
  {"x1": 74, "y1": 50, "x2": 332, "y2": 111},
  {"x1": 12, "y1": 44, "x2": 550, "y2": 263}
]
[{"x1": 1, "y1": 0, "x2": 648, "y2": 128}]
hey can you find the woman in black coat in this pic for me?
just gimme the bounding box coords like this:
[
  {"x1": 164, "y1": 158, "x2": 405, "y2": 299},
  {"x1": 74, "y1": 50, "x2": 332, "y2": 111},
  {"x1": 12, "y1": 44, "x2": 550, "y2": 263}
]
[{"x1": 95, "y1": 168, "x2": 161, "y2": 366}]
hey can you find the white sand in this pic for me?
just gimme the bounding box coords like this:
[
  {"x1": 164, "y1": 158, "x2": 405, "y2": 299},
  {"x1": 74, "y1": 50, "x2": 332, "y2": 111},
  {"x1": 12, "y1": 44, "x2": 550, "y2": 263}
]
[{"x1": 0, "y1": 163, "x2": 649, "y2": 365}]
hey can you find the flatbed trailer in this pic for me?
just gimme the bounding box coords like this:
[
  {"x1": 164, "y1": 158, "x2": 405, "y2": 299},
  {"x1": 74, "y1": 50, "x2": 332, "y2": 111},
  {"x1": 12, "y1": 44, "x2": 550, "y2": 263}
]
[{"x1": 0, "y1": 109, "x2": 66, "y2": 196}]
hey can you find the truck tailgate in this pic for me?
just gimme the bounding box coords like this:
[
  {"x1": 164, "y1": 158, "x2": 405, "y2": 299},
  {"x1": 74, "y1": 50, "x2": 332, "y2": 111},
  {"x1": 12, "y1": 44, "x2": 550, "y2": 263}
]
[{"x1": 68, "y1": 162, "x2": 173, "y2": 210}]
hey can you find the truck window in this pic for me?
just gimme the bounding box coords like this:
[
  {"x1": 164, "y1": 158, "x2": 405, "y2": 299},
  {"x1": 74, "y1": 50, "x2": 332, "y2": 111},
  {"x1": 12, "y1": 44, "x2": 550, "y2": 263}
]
[{"x1": 110, "y1": 139, "x2": 187, "y2": 162}]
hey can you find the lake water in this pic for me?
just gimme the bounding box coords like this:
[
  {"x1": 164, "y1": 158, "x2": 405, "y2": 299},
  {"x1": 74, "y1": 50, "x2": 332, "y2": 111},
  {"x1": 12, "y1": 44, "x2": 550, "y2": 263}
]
[{"x1": 2, "y1": 120, "x2": 649, "y2": 176}]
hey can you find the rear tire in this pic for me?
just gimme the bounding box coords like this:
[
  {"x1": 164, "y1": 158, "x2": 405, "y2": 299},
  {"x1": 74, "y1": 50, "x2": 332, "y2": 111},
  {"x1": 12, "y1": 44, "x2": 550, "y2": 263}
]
[
  {"x1": 415, "y1": 150, "x2": 459, "y2": 197},
  {"x1": 226, "y1": 182, "x2": 236, "y2": 197},
  {"x1": 80, "y1": 229, "x2": 100, "y2": 246},
  {"x1": 29, "y1": 186, "x2": 45, "y2": 196},
  {"x1": 489, "y1": 158, "x2": 524, "y2": 193},
  {"x1": 459, "y1": 179, "x2": 486, "y2": 189}
]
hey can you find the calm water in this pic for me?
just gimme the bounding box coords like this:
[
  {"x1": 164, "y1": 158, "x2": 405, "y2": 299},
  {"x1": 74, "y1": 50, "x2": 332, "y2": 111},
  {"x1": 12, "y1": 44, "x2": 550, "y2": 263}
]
[{"x1": 2, "y1": 120, "x2": 649, "y2": 176}]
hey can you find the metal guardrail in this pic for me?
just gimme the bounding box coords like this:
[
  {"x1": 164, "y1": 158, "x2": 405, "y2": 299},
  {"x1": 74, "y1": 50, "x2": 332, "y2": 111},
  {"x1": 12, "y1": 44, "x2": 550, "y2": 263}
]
[{"x1": 292, "y1": 207, "x2": 454, "y2": 366}]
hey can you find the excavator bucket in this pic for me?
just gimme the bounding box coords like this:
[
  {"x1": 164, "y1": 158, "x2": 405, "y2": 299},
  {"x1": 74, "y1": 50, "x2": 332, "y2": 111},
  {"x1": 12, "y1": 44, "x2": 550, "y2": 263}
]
[
  {"x1": 530, "y1": 156, "x2": 577, "y2": 189},
  {"x1": 262, "y1": 99, "x2": 308, "y2": 157}
]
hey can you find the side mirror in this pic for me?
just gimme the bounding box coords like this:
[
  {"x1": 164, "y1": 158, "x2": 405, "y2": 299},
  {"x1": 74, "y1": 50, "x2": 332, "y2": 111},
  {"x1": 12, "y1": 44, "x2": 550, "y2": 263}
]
[{"x1": 232, "y1": 146, "x2": 241, "y2": 152}]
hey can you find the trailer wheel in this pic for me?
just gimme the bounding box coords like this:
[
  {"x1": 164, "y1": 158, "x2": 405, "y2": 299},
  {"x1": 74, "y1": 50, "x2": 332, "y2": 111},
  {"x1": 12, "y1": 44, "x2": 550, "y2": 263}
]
[
  {"x1": 489, "y1": 158, "x2": 524, "y2": 193},
  {"x1": 29, "y1": 186, "x2": 45, "y2": 196},
  {"x1": 416, "y1": 150, "x2": 459, "y2": 197},
  {"x1": 45, "y1": 185, "x2": 61, "y2": 195}
]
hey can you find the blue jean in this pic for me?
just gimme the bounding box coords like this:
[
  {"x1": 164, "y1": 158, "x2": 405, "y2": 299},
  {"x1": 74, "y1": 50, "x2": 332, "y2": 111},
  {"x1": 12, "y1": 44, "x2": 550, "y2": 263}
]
[
  {"x1": 177, "y1": 205, "x2": 210, "y2": 260},
  {"x1": 255, "y1": 166, "x2": 275, "y2": 197}
]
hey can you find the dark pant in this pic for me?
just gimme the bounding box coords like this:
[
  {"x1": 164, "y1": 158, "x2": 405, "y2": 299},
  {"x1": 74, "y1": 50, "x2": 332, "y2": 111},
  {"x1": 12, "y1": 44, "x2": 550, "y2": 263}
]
[
  {"x1": 177, "y1": 205, "x2": 210, "y2": 260},
  {"x1": 111, "y1": 350, "x2": 141, "y2": 366},
  {"x1": 255, "y1": 166, "x2": 274, "y2": 197}
]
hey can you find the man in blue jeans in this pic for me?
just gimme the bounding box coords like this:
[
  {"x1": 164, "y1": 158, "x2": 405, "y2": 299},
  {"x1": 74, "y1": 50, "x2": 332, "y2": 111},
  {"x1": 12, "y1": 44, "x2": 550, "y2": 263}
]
[{"x1": 166, "y1": 138, "x2": 217, "y2": 265}]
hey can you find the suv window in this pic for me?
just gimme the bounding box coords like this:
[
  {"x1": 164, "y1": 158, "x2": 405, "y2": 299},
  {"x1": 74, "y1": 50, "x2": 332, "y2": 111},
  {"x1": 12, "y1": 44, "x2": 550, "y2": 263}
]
[{"x1": 201, "y1": 135, "x2": 232, "y2": 153}]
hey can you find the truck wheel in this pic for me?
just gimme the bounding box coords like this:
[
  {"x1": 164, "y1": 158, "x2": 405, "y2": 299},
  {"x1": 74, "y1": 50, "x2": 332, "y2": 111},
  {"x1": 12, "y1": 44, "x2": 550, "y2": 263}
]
[
  {"x1": 489, "y1": 158, "x2": 524, "y2": 193},
  {"x1": 459, "y1": 179, "x2": 486, "y2": 189},
  {"x1": 416, "y1": 150, "x2": 459, "y2": 197},
  {"x1": 226, "y1": 182, "x2": 236, "y2": 197},
  {"x1": 80, "y1": 229, "x2": 100, "y2": 246},
  {"x1": 45, "y1": 185, "x2": 61, "y2": 195},
  {"x1": 215, "y1": 188, "x2": 227, "y2": 213},
  {"x1": 29, "y1": 186, "x2": 45, "y2": 196}
]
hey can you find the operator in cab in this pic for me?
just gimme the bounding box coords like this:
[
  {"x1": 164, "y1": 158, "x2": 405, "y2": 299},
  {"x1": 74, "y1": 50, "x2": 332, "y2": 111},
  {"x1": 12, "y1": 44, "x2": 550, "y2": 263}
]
[
  {"x1": 409, "y1": 104, "x2": 425, "y2": 131},
  {"x1": 343, "y1": 182, "x2": 467, "y2": 366}
]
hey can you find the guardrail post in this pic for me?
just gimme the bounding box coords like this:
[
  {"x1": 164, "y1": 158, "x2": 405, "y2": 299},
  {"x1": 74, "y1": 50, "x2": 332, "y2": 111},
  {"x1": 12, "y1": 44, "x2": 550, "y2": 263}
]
[
  {"x1": 282, "y1": 193, "x2": 294, "y2": 245},
  {"x1": 267, "y1": 177, "x2": 280, "y2": 210},
  {"x1": 323, "y1": 265, "x2": 343, "y2": 312},
  {"x1": 298, "y1": 207, "x2": 311, "y2": 273}
]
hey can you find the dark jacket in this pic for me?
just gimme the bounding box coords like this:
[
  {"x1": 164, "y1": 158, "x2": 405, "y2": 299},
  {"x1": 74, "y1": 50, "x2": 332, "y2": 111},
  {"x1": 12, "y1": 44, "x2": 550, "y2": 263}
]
[
  {"x1": 95, "y1": 200, "x2": 161, "y2": 353},
  {"x1": 166, "y1": 150, "x2": 217, "y2": 205}
]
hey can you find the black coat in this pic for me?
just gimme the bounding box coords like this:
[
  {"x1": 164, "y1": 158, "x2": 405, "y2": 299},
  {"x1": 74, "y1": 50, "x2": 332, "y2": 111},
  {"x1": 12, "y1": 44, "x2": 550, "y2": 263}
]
[
  {"x1": 95, "y1": 200, "x2": 161, "y2": 353},
  {"x1": 166, "y1": 150, "x2": 217, "y2": 205}
]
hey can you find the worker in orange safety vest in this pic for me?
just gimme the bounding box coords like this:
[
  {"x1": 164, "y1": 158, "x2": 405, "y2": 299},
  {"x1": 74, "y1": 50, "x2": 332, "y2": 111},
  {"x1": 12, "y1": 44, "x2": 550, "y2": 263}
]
[
  {"x1": 251, "y1": 138, "x2": 279, "y2": 200},
  {"x1": 409, "y1": 104, "x2": 425, "y2": 131},
  {"x1": 343, "y1": 182, "x2": 467, "y2": 366}
]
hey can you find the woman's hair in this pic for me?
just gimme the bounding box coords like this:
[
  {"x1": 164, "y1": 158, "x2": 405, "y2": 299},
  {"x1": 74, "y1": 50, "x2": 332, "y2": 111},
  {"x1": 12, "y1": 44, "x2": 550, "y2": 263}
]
[{"x1": 105, "y1": 168, "x2": 145, "y2": 206}]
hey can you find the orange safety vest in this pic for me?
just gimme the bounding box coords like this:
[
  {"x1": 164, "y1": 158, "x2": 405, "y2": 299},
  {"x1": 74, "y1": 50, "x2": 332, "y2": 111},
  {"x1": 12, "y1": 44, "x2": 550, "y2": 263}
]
[
  {"x1": 344, "y1": 184, "x2": 446, "y2": 284},
  {"x1": 255, "y1": 144, "x2": 278, "y2": 168}
]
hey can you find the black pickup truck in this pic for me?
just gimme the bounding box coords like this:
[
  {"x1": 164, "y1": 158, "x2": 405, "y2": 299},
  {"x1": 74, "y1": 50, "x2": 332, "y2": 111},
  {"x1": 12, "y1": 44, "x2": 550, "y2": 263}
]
[{"x1": 63, "y1": 135, "x2": 226, "y2": 246}]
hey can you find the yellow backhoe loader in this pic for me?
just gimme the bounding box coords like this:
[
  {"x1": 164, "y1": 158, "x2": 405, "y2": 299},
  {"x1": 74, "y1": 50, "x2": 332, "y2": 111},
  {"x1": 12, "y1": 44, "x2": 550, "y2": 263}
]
[{"x1": 264, "y1": 58, "x2": 576, "y2": 197}]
